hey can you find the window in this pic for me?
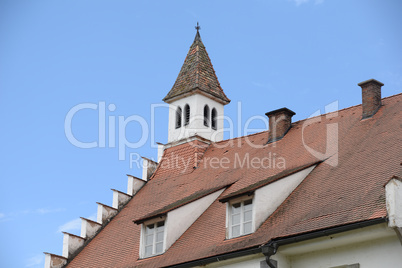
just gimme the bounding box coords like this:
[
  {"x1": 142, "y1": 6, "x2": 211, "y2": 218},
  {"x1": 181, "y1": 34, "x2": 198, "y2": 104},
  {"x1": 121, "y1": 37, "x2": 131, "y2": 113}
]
[
  {"x1": 175, "y1": 106, "x2": 182, "y2": 129},
  {"x1": 184, "y1": 104, "x2": 190, "y2": 126},
  {"x1": 203, "y1": 105, "x2": 210, "y2": 127},
  {"x1": 229, "y1": 199, "x2": 253, "y2": 238},
  {"x1": 143, "y1": 220, "x2": 165, "y2": 258},
  {"x1": 211, "y1": 108, "x2": 217, "y2": 130}
]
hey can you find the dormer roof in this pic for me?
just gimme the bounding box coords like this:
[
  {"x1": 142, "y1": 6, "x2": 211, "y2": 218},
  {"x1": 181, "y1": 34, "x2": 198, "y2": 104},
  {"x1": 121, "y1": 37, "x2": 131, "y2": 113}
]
[{"x1": 163, "y1": 29, "x2": 230, "y2": 104}]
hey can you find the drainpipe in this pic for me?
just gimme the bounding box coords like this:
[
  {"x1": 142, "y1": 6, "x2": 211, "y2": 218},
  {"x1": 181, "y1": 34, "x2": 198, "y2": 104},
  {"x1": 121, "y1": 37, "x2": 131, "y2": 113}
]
[{"x1": 261, "y1": 242, "x2": 278, "y2": 268}]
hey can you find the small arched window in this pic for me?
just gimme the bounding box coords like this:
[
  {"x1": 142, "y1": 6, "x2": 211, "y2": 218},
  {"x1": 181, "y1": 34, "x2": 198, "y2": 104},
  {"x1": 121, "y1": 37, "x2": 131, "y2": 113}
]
[
  {"x1": 184, "y1": 104, "x2": 190, "y2": 126},
  {"x1": 211, "y1": 108, "x2": 217, "y2": 130},
  {"x1": 175, "y1": 106, "x2": 182, "y2": 129},
  {"x1": 203, "y1": 105, "x2": 210, "y2": 127}
]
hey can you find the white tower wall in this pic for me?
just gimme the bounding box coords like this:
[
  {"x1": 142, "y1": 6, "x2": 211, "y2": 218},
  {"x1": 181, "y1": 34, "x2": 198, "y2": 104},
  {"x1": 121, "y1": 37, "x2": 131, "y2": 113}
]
[{"x1": 167, "y1": 94, "x2": 224, "y2": 143}]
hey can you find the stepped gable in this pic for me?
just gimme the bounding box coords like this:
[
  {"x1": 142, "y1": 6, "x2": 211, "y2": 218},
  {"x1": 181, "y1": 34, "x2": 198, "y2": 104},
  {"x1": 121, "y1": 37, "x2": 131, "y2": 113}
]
[{"x1": 66, "y1": 93, "x2": 401, "y2": 268}]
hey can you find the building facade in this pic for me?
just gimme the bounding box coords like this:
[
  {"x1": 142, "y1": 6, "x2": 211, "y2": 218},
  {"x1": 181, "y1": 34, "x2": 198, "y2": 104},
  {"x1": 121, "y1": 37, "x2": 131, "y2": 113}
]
[{"x1": 45, "y1": 28, "x2": 402, "y2": 268}]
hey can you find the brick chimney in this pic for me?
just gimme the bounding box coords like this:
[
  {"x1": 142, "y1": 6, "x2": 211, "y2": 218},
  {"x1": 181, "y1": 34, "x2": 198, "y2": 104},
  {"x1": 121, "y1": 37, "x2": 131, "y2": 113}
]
[
  {"x1": 265, "y1": 108, "x2": 296, "y2": 143},
  {"x1": 358, "y1": 79, "x2": 384, "y2": 119}
]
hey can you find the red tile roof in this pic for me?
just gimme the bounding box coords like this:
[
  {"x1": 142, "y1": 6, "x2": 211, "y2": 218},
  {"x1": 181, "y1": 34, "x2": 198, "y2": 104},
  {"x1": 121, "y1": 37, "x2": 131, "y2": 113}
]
[
  {"x1": 163, "y1": 31, "x2": 230, "y2": 104},
  {"x1": 66, "y1": 93, "x2": 401, "y2": 268}
]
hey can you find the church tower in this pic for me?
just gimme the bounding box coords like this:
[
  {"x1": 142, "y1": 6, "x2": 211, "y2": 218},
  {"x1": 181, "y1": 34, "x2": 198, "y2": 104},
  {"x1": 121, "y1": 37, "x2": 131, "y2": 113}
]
[{"x1": 163, "y1": 24, "x2": 230, "y2": 143}]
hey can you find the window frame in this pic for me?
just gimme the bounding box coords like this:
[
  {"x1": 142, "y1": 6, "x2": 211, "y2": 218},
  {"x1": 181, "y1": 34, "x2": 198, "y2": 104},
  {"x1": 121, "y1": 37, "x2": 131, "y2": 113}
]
[
  {"x1": 184, "y1": 104, "x2": 190, "y2": 126},
  {"x1": 211, "y1": 108, "x2": 217, "y2": 130},
  {"x1": 227, "y1": 196, "x2": 254, "y2": 239},
  {"x1": 203, "y1": 105, "x2": 210, "y2": 127},
  {"x1": 140, "y1": 217, "x2": 166, "y2": 258},
  {"x1": 175, "y1": 106, "x2": 182, "y2": 129}
]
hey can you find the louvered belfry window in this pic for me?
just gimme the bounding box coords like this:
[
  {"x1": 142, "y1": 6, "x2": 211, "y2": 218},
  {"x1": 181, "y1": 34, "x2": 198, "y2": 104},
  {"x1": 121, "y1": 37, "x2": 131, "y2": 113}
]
[
  {"x1": 184, "y1": 104, "x2": 190, "y2": 126},
  {"x1": 175, "y1": 106, "x2": 182, "y2": 129},
  {"x1": 211, "y1": 108, "x2": 217, "y2": 130},
  {"x1": 204, "y1": 105, "x2": 210, "y2": 127}
]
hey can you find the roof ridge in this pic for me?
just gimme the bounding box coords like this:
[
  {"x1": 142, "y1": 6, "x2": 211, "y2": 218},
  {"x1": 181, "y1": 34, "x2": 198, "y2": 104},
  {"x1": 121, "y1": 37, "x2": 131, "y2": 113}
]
[
  {"x1": 293, "y1": 92, "x2": 401, "y2": 125},
  {"x1": 213, "y1": 93, "x2": 402, "y2": 145}
]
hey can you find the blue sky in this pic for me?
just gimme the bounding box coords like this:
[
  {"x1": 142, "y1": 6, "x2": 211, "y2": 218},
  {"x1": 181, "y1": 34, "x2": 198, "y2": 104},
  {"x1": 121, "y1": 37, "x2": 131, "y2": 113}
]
[{"x1": 0, "y1": 1, "x2": 401, "y2": 267}]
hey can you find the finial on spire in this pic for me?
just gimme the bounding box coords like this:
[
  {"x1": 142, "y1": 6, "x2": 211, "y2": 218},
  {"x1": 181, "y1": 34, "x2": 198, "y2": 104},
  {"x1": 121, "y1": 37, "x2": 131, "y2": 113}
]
[{"x1": 194, "y1": 22, "x2": 202, "y2": 42}]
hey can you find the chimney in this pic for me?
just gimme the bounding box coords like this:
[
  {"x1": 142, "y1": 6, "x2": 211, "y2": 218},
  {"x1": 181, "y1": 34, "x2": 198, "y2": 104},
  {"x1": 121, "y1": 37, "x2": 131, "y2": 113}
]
[
  {"x1": 265, "y1": 108, "x2": 296, "y2": 143},
  {"x1": 358, "y1": 79, "x2": 384, "y2": 119}
]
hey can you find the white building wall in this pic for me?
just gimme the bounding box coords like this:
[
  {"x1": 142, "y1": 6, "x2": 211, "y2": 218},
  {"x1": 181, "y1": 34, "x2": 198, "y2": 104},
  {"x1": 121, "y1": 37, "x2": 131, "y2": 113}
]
[
  {"x1": 167, "y1": 94, "x2": 224, "y2": 143},
  {"x1": 195, "y1": 224, "x2": 402, "y2": 268},
  {"x1": 385, "y1": 178, "x2": 402, "y2": 228},
  {"x1": 253, "y1": 165, "x2": 316, "y2": 231},
  {"x1": 288, "y1": 235, "x2": 402, "y2": 268},
  {"x1": 197, "y1": 252, "x2": 291, "y2": 268},
  {"x1": 165, "y1": 189, "x2": 225, "y2": 250},
  {"x1": 200, "y1": 253, "x2": 266, "y2": 268}
]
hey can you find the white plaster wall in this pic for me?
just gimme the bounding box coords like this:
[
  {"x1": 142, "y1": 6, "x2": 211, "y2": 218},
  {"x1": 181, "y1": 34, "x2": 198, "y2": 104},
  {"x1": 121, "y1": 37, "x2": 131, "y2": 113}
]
[
  {"x1": 44, "y1": 255, "x2": 52, "y2": 268},
  {"x1": 157, "y1": 143, "x2": 164, "y2": 162},
  {"x1": 62, "y1": 234, "x2": 85, "y2": 258},
  {"x1": 195, "y1": 224, "x2": 401, "y2": 268},
  {"x1": 97, "y1": 204, "x2": 117, "y2": 224},
  {"x1": 142, "y1": 159, "x2": 157, "y2": 181},
  {"x1": 167, "y1": 94, "x2": 224, "y2": 143},
  {"x1": 141, "y1": 158, "x2": 148, "y2": 181},
  {"x1": 44, "y1": 254, "x2": 67, "y2": 268},
  {"x1": 197, "y1": 252, "x2": 290, "y2": 268},
  {"x1": 288, "y1": 235, "x2": 402, "y2": 268},
  {"x1": 272, "y1": 252, "x2": 291, "y2": 268},
  {"x1": 199, "y1": 253, "x2": 266, "y2": 268},
  {"x1": 62, "y1": 234, "x2": 70, "y2": 258},
  {"x1": 80, "y1": 218, "x2": 101, "y2": 238},
  {"x1": 127, "y1": 175, "x2": 146, "y2": 196},
  {"x1": 112, "y1": 190, "x2": 131, "y2": 209},
  {"x1": 165, "y1": 189, "x2": 225, "y2": 249},
  {"x1": 386, "y1": 178, "x2": 402, "y2": 228},
  {"x1": 253, "y1": 165, "x2": 316, "y2": 230}
]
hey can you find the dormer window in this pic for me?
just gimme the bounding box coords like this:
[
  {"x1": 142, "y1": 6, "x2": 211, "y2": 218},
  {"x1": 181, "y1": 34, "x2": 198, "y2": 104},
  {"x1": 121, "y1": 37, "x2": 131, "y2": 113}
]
[
  {"x1": 184, "y1": 104, "x2": 190, "y2": 126},
  {"x1": 228, "y1": 198, "x2": 253, "y2": 238},
  {"x1": 175, "y1": 106, "x2": 182, "y2": 129},
  {"x1": 142, "y1": 219, "x2": 165, "y2": 258},
  {"x1": 136, "y1": 189, "x2": 225, "y2": 259},
  {"x1": 203, "y1": 105, "x2": 210, "y2": 127},
  {"x1": 211, "y1": 108, "x2": 217, "y2": 130}
]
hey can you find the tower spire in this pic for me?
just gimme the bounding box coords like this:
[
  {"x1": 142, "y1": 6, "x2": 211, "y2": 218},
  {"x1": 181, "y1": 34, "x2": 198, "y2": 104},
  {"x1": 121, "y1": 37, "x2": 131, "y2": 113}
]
[{"x1": 163, "y1": 24, "x2": 230, "y2": 105}]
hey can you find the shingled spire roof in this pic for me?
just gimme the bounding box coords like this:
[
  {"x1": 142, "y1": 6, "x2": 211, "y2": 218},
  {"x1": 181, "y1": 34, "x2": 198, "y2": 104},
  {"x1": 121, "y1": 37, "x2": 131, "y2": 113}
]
[{"x1": 163, "y1": 26, "x2": 230, "y2": 104}]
